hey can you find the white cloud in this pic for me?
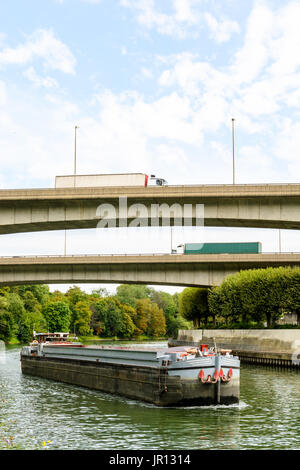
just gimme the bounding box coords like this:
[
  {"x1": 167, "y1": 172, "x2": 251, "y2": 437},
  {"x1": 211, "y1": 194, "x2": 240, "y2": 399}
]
[
  {"x1": 55, "y1": 0, "x2": 103, "y2": 3},
  {"x1": 120, "y1": 0, "x2": 200, "y2": 38},
  {"x1": 237, "y1": 145, "x2": 278, "y2": 184},
  {"x1": 23, "y1": 67, "x2": 59, "y2": 88},
  {"x1": 81, "y1": 0, "x2": 103, "y2": 3},
  {"x1": 0, "y1": 33, "x2": 6, "y2": 46},
  {"x1": 204, "y1": 12, "x2": 240, "y2": 43},
  {"x1": 140, "y1": 67, "x2": 154, "y2": 79},
  {"x1": 273, "y1": 119, "x2": 300, "y2": 175},
  {"x1": 0, "y1": 80, "x2": 6, "y2": 106},
  {"x1": 0, "y1": 29, "x2": 76, "y2": 74},
  {"x1": 231, "y1": 4, "x2": 273, "y2": 85},
  {"x1": 173, "y1": 0, "x2": 196, "y2": 23},
  {"x1": 121, "y1": 0, "x2": 240, "y2": 41},
  {"x1": 157, "y1": 2, "x2": 300, "y2": 132}
]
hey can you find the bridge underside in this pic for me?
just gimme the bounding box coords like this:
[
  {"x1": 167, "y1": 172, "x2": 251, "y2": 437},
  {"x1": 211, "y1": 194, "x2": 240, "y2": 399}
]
[
  {"x1": 0, "y1": 184, "x2": 299, "y2": 234},
  {"x1": 0, "y1": 254, "x2": 299, "y2": 288}
]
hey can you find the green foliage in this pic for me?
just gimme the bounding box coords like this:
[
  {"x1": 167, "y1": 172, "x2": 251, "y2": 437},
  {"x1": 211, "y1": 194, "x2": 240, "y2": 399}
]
[
  {"x1": 90, "y1": 297, "x2": 123, "y2": 337},
  {"x1": 65, "y1": 286, "x2": 89, "y2": 312},
  {"x1": 208, "y1": 267, "x2": 300, "y2": 328},
  {"x1": 166, "y1": 314, "x2": 191, "y2": 339},
  {"x1": 0, "y1": 297, "x2": 15, "y2": 342},
  {"x1": 135, "y1": 298, "x2": 152, "y2": 334},
  {"x1": 16, "y1": 313, "x2": 32, "y2": 343},
  {"x1": 120, "y1": 311, "x2": 135, "y2": 338},
  {"x1": 146, "y1": 303, "x2": 166, "y2": 337},
  {"x1": 150, "y1": 290, "x2": 176, "y2": 320},
  {"x1": 115, "y1": 284, "x2": 151, "y2": 308},
  {"x1": 73, "y1": 301, "x2": 92, "y2": 336},
  {"x1": 42, "y1": 301, "x2": 71, "y2": 332},
  {"x1": 179, "y1": 287, "x2": 210, "y2": 327},
  {"x1": 12, "y1": 285, "x2": 50, "y2": 305}
]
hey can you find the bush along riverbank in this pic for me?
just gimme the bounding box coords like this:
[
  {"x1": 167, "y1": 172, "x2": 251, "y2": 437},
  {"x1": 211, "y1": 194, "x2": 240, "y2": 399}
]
[{"x1": 179, "y1": 267, "x2": 300, "y2": 329}]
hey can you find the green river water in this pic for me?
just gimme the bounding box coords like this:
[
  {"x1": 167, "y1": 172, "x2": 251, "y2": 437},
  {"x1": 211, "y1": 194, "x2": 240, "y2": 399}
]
[{"x1": 0, "y1": 342, "x2": 299, "y2": 450}]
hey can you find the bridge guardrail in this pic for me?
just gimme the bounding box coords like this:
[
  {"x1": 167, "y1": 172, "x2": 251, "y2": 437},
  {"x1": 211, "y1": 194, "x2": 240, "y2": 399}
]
[{"x1": 0, "y1": 252, "x2": 299, "y2": 259}]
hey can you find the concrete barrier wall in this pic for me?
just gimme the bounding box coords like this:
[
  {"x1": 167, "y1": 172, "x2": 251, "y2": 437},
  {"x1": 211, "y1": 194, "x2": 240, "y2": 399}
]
[{"x1": 177, "y1": 329, "x2": 300, "y2": 353}]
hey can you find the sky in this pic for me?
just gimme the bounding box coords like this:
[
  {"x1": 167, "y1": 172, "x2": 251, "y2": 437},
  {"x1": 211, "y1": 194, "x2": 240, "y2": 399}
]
[{"x1": 0, "y1": 0, "x2": 299, "y2": 293}]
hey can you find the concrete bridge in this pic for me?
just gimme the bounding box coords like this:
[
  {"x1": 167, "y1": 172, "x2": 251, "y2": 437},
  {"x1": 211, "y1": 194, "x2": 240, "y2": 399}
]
[
  {"x1": 0, "y1": 253, "x2": 299, "y2": 288},
  {"x1": 0, "y1": 183, "x2": 299, "y2": 234}
]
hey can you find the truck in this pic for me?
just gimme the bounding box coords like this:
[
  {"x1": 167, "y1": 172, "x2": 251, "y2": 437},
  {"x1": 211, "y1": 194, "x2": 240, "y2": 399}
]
[
  {"x1": 174, "y1": 242, "x2": 262, "y2": 255},
  {"x1": 55, "y1": 173, "x2": 167, "y2": 188}
]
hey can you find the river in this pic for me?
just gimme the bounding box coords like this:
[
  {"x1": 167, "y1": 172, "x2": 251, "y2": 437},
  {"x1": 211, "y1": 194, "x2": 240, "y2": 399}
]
[{"x1": 0, "y1": 342, "x2": 300, "y2": 450}]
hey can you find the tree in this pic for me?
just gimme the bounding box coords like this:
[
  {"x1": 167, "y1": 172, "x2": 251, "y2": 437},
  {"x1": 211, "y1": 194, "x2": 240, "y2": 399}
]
[
  {"x1": 66, "y1": 286, "x2": 89, "y2": 312},
  {"x1": 42, "y1": 301, "x2": 71, "y2": 332},
  {"x1": 0, "y1": 297, "x2": 15, "y2": 342},
  {"x1": 179, "y1": 288, "x2": 210, "y2": 327},
  {"x1": 23, "y1": 291, "x2": 41, "y2": 313},
  {"x1": 208, "y1": 267, "x2": 300, "y2": 328},
  {"x1": 13, "y1": 285, "x2": 50, "y2": 305},
  {"x1": 120, "y1": 312, "x2": 135, "y2": 338},
  {"x1": 7, "y1": 293, "x2": 30, "y2": 342},
  {"x1": 73, "y1": 301, "x2": 92, "y2": 336},
  {"x1": 135, "y1": 298, "x2": 152, "y2": 334},
  {"x1": 166, "y1": 314, "x2": 191, "y2": 339},
  {"x1": 90, "y1": 298, "x2": 123, "y2": 337},
  {"x1": 50, "y1": 290, "x2": 66, "y2": 302},
  {"x1": 103, "y1": 302, "x2": 123, "y2": 337},
  {"x1": 115, "y1": 284, "x2": 151, "y2": 308},
  {"x1": 16, "y1": 313, "x2": 33, "y2": 343},
  {"x1": 146, "y1": 303, "x2": 166, "y2": 337},
  {"x1": 150, "y1": 289, "x2": 188, "y2": 337},
  {"x1": 284, "y1": 269, "x2": 300, "y2": 325}
]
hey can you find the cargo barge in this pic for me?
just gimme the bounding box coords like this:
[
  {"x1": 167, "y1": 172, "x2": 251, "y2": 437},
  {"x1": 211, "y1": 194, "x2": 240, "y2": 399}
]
[{"x1": 20, "y1": 335, "x2": 240, "y2": 407}]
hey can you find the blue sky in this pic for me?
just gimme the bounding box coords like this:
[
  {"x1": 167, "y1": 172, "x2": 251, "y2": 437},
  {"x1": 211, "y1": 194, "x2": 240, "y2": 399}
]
[{"x1": 0, "y1": 0, "x2": 299, "y2": 292}]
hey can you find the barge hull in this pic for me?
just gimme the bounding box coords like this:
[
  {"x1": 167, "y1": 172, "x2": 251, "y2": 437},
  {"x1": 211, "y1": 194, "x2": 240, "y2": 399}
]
[{"x1": 21, "y1": 355, "x2": 239, "y2": 407}]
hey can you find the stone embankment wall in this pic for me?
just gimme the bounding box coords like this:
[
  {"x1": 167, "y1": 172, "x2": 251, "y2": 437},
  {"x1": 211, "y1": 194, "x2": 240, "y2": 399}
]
[{"x1": 169, "y1": 330, "x2": 300, "y2": 367}]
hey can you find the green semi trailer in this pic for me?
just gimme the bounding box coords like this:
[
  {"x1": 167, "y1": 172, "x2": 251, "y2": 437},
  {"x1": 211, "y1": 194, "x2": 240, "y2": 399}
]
[{"x1": 175, "y1": 242, "x2": 262, "y2": 254}]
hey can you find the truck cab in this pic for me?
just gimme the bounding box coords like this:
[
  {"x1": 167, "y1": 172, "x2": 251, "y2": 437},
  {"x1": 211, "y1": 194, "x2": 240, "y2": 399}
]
[{"x1": 148, "y1": 175, "x2": 168, "y2": 186}]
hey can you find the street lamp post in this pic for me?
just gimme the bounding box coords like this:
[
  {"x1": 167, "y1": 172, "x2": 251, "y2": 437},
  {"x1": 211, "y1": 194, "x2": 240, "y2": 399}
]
[
  {"x1": 279, "y1": 229, "x2": 282, "y2": 253},
  {"x1": 74, "y1": 125, "x2": 79, "y2": 181},
  {"x1": 64, "y1": 125, "x2": 79, "y2": 256},
  {"x1": 232, "y1": 118, "x2": 235, "y2": 185}
]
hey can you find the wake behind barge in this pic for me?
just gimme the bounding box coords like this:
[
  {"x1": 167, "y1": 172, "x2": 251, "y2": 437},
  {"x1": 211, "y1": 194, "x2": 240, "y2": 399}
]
[{"x1": 21, "y1": 335, "x2": 240, "y2": 407}]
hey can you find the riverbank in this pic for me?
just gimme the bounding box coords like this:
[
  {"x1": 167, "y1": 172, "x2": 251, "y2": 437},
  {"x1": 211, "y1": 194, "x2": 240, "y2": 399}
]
[{"x1": 169, "y1": 329, "x2": 300, "y2": 368}]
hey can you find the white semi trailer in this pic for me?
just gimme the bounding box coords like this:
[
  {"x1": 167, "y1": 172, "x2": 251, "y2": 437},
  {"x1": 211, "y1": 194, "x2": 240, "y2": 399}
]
[{"x1": 55, "y1": 173, "x2": 167, "y2": 188}]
